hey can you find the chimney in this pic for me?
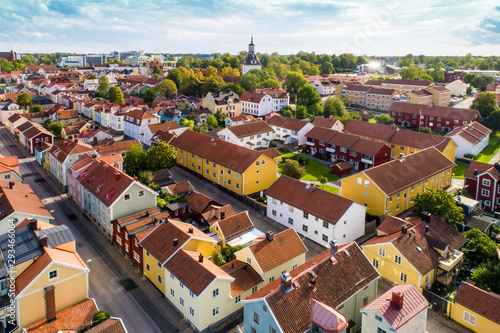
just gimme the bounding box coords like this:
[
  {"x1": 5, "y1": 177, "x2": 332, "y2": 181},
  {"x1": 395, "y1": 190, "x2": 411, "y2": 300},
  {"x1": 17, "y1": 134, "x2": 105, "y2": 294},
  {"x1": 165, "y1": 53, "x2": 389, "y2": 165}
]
[
  {"x1": 103, "y1": 164, "x2": 110, "y2": 173},
  {"x1": 392, "y1": 291, "x2": 404, "y2": 310},
  {"x1": 133, "y1": 176, "x2": 138, "y2": 181},
  {"x1": 309, "y1": 277, "x2": 317, "y2": 291},
  {"x1": 280, "y1": 272, "x2": 293, "y2": 293},
  {"x1": 173, "y1": 238, "x2": 178, "y2": 247},
  {"x1": 402, "y1": 225, "x2": 407, "y2": 235},
  {"x1": 188, "y1": 227, "x2": 193, "y2": 234},
  {"x1": 44, "y1": 285, "x2": 56, "y2": 322},
  {"x1": 266, "y1": 231, "x2": 274, "y2": 242},
  {"x1": 63, "y1": 140, "x2": 69, "y2": 147},
  {"x1": 93, "y1": 136, "x2": 98, "y2": 146},
  {"x1": 329, "y1": 239, "x2": 338, "y2": 255},
  {"x1": 29, "y1": 218, "x2": 38, "y2": 230},
  {"x1": 425, "y1": 225, "x2": 429, "y2": 234},
  {"x1": 145, "y1": 211, "x2": 150, "y2": 217},
  {"x1": 114, "y1": 171, "x2": 121, "y2": 181},
  {"x1": 8, "y1": 181, "x2": 14, "y2": 190},
  {"x1": 38, "y1": 140, "x2": 42, "y2": 149},
  {"x1": 198, "y1": 253, "x2": 204, "y2": 263},
  {"x1": 74, "y1": 138, "x2": 78, "y2": 143},
  {"x1": 329, "y1": 115, "x2": 333, "y2": 120},
  {"x1": 421, "y1": 211, "x2": 431, "y2": 223},
  {"x1": 39, "y1": 235, "x2": 48, "y2": 248}
]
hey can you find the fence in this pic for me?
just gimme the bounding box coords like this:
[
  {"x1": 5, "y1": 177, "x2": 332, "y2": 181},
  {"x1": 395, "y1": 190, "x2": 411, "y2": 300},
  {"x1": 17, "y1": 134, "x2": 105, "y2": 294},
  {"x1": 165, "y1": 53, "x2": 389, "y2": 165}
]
[
  {"x1": 242, "y1": 196, "x2": 267, "y2": 216},
  {"x1": 422, "y1": 289, "x2": 450, "y2": 315}
]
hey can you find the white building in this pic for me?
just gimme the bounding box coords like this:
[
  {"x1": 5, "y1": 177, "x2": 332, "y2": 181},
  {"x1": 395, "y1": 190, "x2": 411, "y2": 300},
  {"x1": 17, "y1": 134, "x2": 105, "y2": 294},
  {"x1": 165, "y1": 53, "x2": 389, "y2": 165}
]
[
  {"x1": 310, "y1": 78, "x2": 337, "y2": 96},
  {"x1": 84, "y1": 79, "x2": 99, "y2": 91},
  {"x1": 255, "y1": 87, "x2": 289, "y2": 112},
  {"x1": 58, "y1": 55, "x2": 85, "y2": 67},
  {"x1": 224, "y1": 115, "x2": 254, "y2": 127},
  {"x1": 0, "y1": 101, "x2": 23, "y2": 125},
  {"x1": 265, "y1": 176, "x2": 366, "y2": 248},
  {"x1": 123, "y1": 108, "x2": 160, "y2": 144},
  {"x1": 241, "y1": 36, "x2": 262, "y2": 75},
  {"x1": 445, "y1": 79, "x2": 469, "y2": 97},
  {"x1": 241, "y1": 91, "x2": 274, "y2": 117},
  {"x1": 217, "y1": 121, "x2": 275, "y2": 149},
  {"x1": 361, "y1": 284, "x2": 429, "y2": 333},
  {"x1": 265, "y1": 115, "x2": 314, "y2": 146},
  {"x1": 445, "y1": 122, "x2": 491, "y2": 158}
]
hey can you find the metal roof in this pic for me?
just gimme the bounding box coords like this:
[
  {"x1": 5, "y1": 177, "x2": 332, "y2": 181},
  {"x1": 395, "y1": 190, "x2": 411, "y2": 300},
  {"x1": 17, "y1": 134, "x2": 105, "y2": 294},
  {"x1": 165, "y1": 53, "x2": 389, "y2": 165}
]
[
  {"x1": 0, "y1": 226, "x2": 43, "y2": 266},
  {"x1": 35, "y1": 225, "x2": 75, "y2": 248}
]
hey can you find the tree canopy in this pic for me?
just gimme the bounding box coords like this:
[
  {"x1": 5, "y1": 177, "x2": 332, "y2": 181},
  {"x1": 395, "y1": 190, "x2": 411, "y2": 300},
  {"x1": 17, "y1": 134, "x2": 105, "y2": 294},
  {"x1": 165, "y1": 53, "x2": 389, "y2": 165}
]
[
  {"x1": 413, "y1": 188, "x2": 464, "y2": 226},
  {"x1": 462, "y1": 229, "x2": 498, "y2": 263},
  {"x1": 108, "y1": 86, "x2": 124, "y2": 105},
  {"x1": 17, "y1": 93, "x2": 32, "y2": 109},
  {"x1": 280, "y1": 159, "x2": 306, "y2": 179},
  {"x1": 155, "y1": 79, "x2": 177, "y2": 97},
  {"x1": 47, "y1": 121, "x2": 66, "y2": 139},
  {"x1": 96, "y1": 76, "x2": 110, "y2": 97},
  {"x1": 374, "y1": 114, "x2": 394, "y2": 125},
  {"x1": 146, "y1": 141, "x2": 177, "y2": 171},
  {"x1": 471, "y1": 92, "x2": 499, "y2": 118},
  {"x1": 284, "y1": 72, "x2": 308, "y2": 94}
]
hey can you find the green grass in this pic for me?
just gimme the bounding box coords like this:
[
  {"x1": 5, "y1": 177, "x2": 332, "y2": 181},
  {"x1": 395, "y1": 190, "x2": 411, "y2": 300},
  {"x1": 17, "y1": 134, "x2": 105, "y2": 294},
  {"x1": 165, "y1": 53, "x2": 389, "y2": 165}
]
[
  {"x1": 369, "y1": 118, "x2": 377, "y2": 123},
  {"x1": 277, "y1": 152, "x2": 340, "y2": 182},
  {"x1": 452, "y1": 162, "x2": 468, "y2": 179},
  {"x1": 316, "y1": 184, "x2": 339, "y2": 194},
  {"x1": 475, "y1": 134, "x2": 500, "y2": 163}
]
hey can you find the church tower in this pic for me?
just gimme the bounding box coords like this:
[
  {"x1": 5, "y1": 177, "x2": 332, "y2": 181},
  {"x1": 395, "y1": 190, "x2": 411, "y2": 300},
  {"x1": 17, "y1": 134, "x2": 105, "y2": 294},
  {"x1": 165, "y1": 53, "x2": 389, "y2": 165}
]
[{"x1": 242, "y1": 35, "x2": 262, "y2": 75}]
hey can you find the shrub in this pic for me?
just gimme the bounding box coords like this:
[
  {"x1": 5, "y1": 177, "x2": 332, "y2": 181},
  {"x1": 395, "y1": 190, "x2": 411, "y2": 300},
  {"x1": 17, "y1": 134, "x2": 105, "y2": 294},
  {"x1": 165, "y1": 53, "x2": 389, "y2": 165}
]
[
  {"x1": 420, "y1": 126, "x2": 432, "y2": 134},
  {"x1": 92, "y1": 311, "x2": 111, "y2": 327},
  {"x1": 280, "y1": 146, "x2": 290, "y2": 153}
]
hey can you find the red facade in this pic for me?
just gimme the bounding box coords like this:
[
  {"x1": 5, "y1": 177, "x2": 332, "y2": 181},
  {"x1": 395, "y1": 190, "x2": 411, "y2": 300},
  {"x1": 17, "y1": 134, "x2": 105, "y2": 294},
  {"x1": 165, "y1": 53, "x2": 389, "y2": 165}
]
[
  {"x1": 391, "y1": 111, "x2": 480, "y2": 132},
  {"x1": 26, "y1": 133, "x2": 54, "y2": 154},
  {"x1": 465, "y1": 172, "x2": 498, "y2": 211}
]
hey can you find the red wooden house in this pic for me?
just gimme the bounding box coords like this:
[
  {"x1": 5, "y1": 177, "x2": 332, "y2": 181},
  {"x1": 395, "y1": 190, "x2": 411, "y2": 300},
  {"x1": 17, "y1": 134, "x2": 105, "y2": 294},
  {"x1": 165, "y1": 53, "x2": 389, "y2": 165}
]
[
  {"x1": 23, "y1": 126, "x2": 54, "y2": 154},
  {"x1": 464, "y1": 161, "x2": 500, "y2": 211}
]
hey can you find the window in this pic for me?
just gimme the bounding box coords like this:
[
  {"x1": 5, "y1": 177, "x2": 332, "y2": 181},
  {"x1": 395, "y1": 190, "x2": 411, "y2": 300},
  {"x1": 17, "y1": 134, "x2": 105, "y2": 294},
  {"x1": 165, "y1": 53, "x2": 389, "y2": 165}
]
[
  {"x1": 247, "y1": 257, "x2": 251, "y2": 264},
  {"x1": 302, "y1": 224, "x2": 308, "y2": 232},
  {"x1": 116, "y1": 235, "x2": 122, "y2": 245},
  {"x1": 190, "y1": 290, "x2": 195, "y2": 298},
  {"x1": 372, "y1": 259, "x2": 379, "y2": 268},
  {"x1": 400, "y1": 272, "x2": 408, "y2": 283},
  {"x1": 213, "y1": 288, "x2": 219, "y2": 297},
  {"x1": 425, "y1": 275, "x2": 430, "y2": 285},
  {"x1": 235, "y1": 173, "x2": 239, "y2": 179},
  {"x1": 189, "y1": 307, "x2": 195, "y2": 316},
  {"x1": 288, "y1": 205, "x2": 294, "y2": 212},
  {"x1": 252, "y1": 285, "x2": 258, "y2": 293},
  {"x1": 254, "y1": 312, "x2": 260, "y2": 324},
  {"x1": 146, "y1": 251, "x2": 150, "y2": 257},
  {"x1": 213, "y1": 162, "x2": 216, "y2": 168},
  {"x1": 220, "y1": 170, "x2": 223, "y2": 175},
  {"x1": 482, "y1": 178, "x2": 491, "y2": 186},
  {"x1": 170, "y1": 288, "x2": 174, "y2": 297},
  {"x1": 272, "y1": 210, "x2": 276, "y2": 216},
  {"x1": 124, "y1": 194, "x2": 131, "y2": 201},
  {"x1": 303, "y1": 212, "x2": 308, "y2": 219},
  {"x1": 396, "y1": 204, "x2": 400, "y2": 211},
  {"x1": 205, "y1": 169, "x2": 209, "y2": 175},
  {"x1": 481, "y1": 189, "x2": 490, "y2": 197},
  {"x1": 377, "y1": 328, "x2": 387, "y2": 333},
  {"x1": 357, "y1": 177, "x2": 362, "y2": 185},
  {"x1": 365, "y1": 180, "x2": 369, "y2": 187},
  {"x1": 389, "y1": 196, "x2": 393, "y2": 202},
  {"x1": 235, "y1": 183, "x2": 240, "y2": 189},
  {"x1": 375, "y1": 314, "x2": 383, "y2": 322},
  {"x1": 397, "y1": 193, "x2": 401, "y2": 199},
  {"x1": 323, "y1": 221, "x2": 329, "y2": 229},
  {"x1": 157, "y1": 261, "x2": 162, "y2": 268},
  {"x1": 179, "y1": 281, "x2": 184, "y2": 288},
  {"x1": 48, "y1": 270, "x2": 58, "y2": 281},
  {"x1": 133, "y1": 251, "x2": 140, "y2": 262},
  {"x1": 288, "y1": 218, "x2": 293, "y2": 225},
  {"x1": 322, "y1": 234, "x2": 328, "y2": 242},
  {"x1": 378, "y1": 248, "x2": 386, "y2": 257},
  {"x1": 394, "y1": 255, "x2": 402, "y2": 265},
  {"x1": 262, "y1": 159, "x2": 266, "y2": 165},
  {"x1": 146, "y1": 263, "x2": 150, "y2": 272},
  {"x1": 157, "y1": 274, "x2": 162, "y2": 285},
  {"x1": 463, "y1": 311, "x2": 476, "y2": 326},
  {"x1": 213, "y1": 307, "x2": 219, "y2": 316},
  {"x1": 179, "y1": 297, "x2": 184, "y2": 307},
  {"x1": 256, "y1": 161, "x2": 260, "y2": 166},
  {"x1": 235, "y1": 295, "x2": 241, "y2": 303},
  {"x1": 227, "y1": 179, "x2": 231, "y2": 186}
]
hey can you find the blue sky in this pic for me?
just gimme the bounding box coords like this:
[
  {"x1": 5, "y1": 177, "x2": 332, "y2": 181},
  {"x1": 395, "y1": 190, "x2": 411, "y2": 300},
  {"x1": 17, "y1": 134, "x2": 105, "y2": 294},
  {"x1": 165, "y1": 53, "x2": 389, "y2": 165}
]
[{"x1": 1, "y1": 0, "x2": 499, "y2": 56}]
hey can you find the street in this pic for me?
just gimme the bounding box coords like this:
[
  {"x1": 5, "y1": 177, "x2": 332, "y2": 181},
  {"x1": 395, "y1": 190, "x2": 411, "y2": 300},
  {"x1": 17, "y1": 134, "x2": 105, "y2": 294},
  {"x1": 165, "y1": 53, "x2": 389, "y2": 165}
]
[
  {"x1": 452, "y1": 96, "x2": 474, "y2": 109},
  {"x1": 0, "y1": 127, "x2": 193, "y2": 333}
]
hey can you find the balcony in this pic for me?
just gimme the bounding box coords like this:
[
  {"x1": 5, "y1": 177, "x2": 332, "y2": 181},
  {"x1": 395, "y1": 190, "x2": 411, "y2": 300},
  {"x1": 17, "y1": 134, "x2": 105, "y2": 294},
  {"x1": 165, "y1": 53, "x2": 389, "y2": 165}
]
[
  {"x1": 326, "y1": 147, "x2": 335, "y2": 153},
  {"x1": 306, "y1": 141, "x2": 315, "y2": 146},
  {"x1": 438, "y1": 250, "x2": 463, "y2": 271},
  {"x1": 361, "y1": 155, "x2": 373, "y2": 164}
]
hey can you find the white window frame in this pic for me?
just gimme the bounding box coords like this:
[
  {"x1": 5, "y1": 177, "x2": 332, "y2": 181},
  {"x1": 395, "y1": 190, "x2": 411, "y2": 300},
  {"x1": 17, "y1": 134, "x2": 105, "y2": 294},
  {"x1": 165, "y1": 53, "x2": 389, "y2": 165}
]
[
  {"x1": 48, "y1": 269, "x2": 58, "y2": 281},
  {"x1": 463, "y1": 311, "x2": 476, "y2": 326}
]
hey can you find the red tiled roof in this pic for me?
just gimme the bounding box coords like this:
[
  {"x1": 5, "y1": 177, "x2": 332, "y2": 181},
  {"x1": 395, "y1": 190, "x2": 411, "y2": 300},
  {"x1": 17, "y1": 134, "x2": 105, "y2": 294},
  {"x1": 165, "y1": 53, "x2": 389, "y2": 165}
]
[
  {"x1": 220, "y1": 260, "x2": 263, "y2": 297},
  {"x1": 388, "y1": 130, "x2": 453, "y2": 151},
  {"x1": 266, "y1": 115, "x2": 310, "y2": 132},
  {"x1": 48, "y1": 139, "x2": 95, "y2": 164},
  {"x1": 247, "y1": 228, "x2": 307, "y2": 272},
  {"x1": 246, "y1": 242, "x2": 379, "y2": 333},
  {"x1": 454, "y1": 282, "x2": 500, "y2": 325},
  {"x1": 446, "y1": 121, "x2": 492, "y2": 145},
  {"x1": 96, "y1": 139, "x2": 140, "y2": 156},
  {"x1": 0, "y1": 180, "x2": 52, "y2": 220},
  {"x1": 362, "y1": 284, "x2": 429, "y2": 330},
  {"x1": 165, "y1": 181, "x2": 193, "y2": 196},
  {"x1": 265, "y1": 176, "x2": 355, "y2": 226},
  {"x1": 362, "y1": 147, "x2": 455, "y2": 196},
  {"x1": 24, "y1": 298, "x2": 97, "y2": 333},
  {"x1": 201, "y1": 204, "x2": 236, "y2": 225},
  {"x1": 344, "y1": 120, "x2": 396, "y2": 141},
  {"x1": 57, "y1": 109, "x2": 79, "y2": 120},
  {"x1": 216, "y1": 211, "x2": 254, "y2": 241},
  {"x1": 389, "y1": 102, "x2": 480, "y2": 121},
  {"x1": 224, "y1": 120, "x2": 274, "y2": 138},
  {"x1": 186, "y1": 190, "x2": 214, "y2": 214},
  {"x1": 312, "y1": 117, "x2": 342, "y2": 129},
  {"x1": 306, "y1": 126, "x2": 337, "y2": 142},
  {"x1": 147, "y1": 121, "x2": 179, "y2": 134},
  {"x1": 327, "y1": 131, "x2": 359, "y2": 148},
  {"x1": 261, "y1": 148, "x2": 281, "y2": 159},
  {"x1": 464, "y1": 160, "x2": 500, "y2": 181}
]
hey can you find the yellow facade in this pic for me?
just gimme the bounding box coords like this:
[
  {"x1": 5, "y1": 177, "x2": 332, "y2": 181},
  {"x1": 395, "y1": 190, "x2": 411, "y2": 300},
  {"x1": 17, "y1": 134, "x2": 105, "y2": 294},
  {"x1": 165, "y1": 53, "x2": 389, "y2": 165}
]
[
  {"x1": 362, "y1": 243, "x2": 434, "y2": 291},
  {"x1": 341, "y1": 169, "x2": 453, "y2": 217},
  {"x1": 17, "y1": 264, "x2": 88, "y2": 331},
  {"x1": 389, "y1": 140, "x2": 456, "y2": 162},
  {"x1": 143, "y1": 252, "x2": 167, "y2": 295},
  {"x1": 175, "y1": 148, "x2": 277, "y2": 196},
  {"x1": 450, "y1": 302, "x2": 500, "y2": 333}
]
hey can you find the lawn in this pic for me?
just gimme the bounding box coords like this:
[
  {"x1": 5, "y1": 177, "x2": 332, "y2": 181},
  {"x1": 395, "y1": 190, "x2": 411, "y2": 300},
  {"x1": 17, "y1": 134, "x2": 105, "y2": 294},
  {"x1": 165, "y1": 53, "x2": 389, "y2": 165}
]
[
  {"x1": 452, "y1": 162, "x2": 468, "y2": 179},
  {"x1": 316, "y1": 184, "x2": 339, "y2": 194},
  {"x1": 474, "y1": 133, "x2": 500, "y2": 163},
  {"x1": 369, "y1": 118, "x2": 376, "y2": 123},
  {"x1": 277, "y1": 151, "x2": 340, "y2": 182}
]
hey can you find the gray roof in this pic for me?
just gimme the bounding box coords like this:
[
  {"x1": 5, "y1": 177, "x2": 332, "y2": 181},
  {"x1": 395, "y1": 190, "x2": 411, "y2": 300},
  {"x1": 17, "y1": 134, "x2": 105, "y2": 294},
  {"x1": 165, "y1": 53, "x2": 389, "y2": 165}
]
[
  {"x1": 166, "y1": 202, "x2": 189, "y2": 211},
  {"x1": 35, "y1": 224, "x2": 75, "y2": 248},
  {"x1": 0, "y1": 226, "x2": 43, "y2": 266},
  {"x1": 467, "y1": 216, "x2": 494, "y2": 233}
]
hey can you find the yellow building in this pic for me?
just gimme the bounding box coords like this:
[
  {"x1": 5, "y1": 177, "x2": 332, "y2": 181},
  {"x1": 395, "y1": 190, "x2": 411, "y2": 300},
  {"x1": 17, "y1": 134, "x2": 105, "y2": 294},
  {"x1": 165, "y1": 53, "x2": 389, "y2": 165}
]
[
  {"x1": 344, "y1": 120, "x2": 457, "y2": 162},
  {"x1": 209, "y1": 211, "x2": 263, "y2": 248},
  {"x1": 450, "y1": 281, "x2": 500, "y2": 333},
  {"x1": 171, "y1": 130, "x2": 278, "y2": 196},
  {"x1": 0, "y1": 219, "x2": 90, "y2": 332},
  {"x1": 341, "y1": 147, "x2": 455, "y2": 217},
  {"x1": 140, "y1": 220, "x2": 217, "y2": 295},
  {"x1": 202, "y1": 90, "x2": 242, "y2": 117},
  {"x1": 361, "y1": 214, "x2": 466, "y2": 291},
  {"x1": 425, "y1": 86, "x2": 452, "y2": 107}
]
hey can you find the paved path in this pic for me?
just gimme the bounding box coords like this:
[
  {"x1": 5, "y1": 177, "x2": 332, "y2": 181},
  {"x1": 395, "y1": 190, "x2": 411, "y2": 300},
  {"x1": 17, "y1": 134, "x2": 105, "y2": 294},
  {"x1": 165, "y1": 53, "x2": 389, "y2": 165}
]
[
  {"x1": 452, "y1": 96, "x2": 474, "y2": 109},
  {"x1": 0, "y1": 127, "x2": 193, "y2": 333}
]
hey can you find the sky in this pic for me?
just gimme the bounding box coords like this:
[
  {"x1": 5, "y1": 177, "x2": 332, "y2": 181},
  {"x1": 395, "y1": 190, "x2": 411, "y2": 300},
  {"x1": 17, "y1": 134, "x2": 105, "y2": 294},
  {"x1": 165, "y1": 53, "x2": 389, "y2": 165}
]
[{"x1": 1, "y1": 0, "x2": 499, "y2": 56}]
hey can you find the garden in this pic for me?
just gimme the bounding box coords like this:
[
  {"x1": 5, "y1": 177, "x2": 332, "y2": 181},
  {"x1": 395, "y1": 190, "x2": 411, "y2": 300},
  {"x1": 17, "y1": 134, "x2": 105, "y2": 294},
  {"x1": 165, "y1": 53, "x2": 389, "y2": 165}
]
[{"x1": 277, "y1": 148, "x2": 340, "y2": 182}]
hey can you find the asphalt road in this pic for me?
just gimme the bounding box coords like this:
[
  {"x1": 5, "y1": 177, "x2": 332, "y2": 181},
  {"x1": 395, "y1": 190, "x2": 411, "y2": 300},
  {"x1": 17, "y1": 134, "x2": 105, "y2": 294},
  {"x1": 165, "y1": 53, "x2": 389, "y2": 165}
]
[{"x1": 0, "y1": 127, "x2": 193, "y2": 333}]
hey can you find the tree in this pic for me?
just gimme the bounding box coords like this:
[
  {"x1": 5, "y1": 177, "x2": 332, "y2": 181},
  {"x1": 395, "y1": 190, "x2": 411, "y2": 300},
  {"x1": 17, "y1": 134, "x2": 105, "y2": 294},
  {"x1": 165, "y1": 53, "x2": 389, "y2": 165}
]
[
  {"x1": 206, "y1": 115, "x2": 219, "y2": 128},
  {"x1": 494, "y1": 59, "x2": 500, "y2": 71},
  {"x1": 413, "y1": 188, "x2": 464, "y2": 226},
  {"x1": 17, "y1": 93, "x2": 32, "y2": 110},
  {"x1": 141, "y1": 88, "x2": 156, "y2": 106},
  {"x1": 430, "y1": 69, "x2": 445, "y2": 82},
  {"x1": 462, "y1": 229, "x2": 498, "y2": 263},
  {"x1": 297, "y1": 85, "x2": 321, "y2": 109},
  {"x1": 155, "y1": 79, "x2": 177, "y2": 97},
  {"x1": 47, "y1": 122, "x2": 66, "y2": 138},
  {"x1": 223, "y1": 83, "x2": 245, "y2": 96},
  {"x1": 146, "y1": 141, "x2": 177, "y2": 171},
  {"x1": 152, "y1": 65, "x2": 162, "y2": 76},
  {"x1": 261, "y1": 78, "x2": 282, "y2": 89},
  {"x1": 323, "y1": 97, "x2": 348, "y2": 118},
  {"x1": 486, "y1": 110, "x2": 500, "y2": 131},
  {"x1": 317, "y1": 175, "x2": 328, "y2": 185},
  {"x1": 123, "y1": 142, "x2": 147, "y2": 176},
  {"x1": 471, "y1": 92, "x2": 499, "y2": 118},
  {"x1": 166, "y1": 68, "x2": 184, "y2": 89},
  {"x1": 239, "y1": 73, "x2": 261, "y2": 91},
  {"x1": 282, "y1": 109, "x2": 293, "y2": 117},
  {"x1": 97, "y1": 76, "x2": 110, "y2": 96},
  {"x1": 180, "y1": 117, "x2": 195, "y2": 130},
  {"x1": 472, "y1": 76, "x2": 494, "y2": 91},
  {"x1": 137, "y1": 170, "x2": 152, "y2": 185},
  {"x1": 374, "y1": 114, "x2": 394, "y2": 125},
  {"x1": 0, "y1": 78, "x2": 5, "y2": 84},
  {"x1": 471, "y1": 260, "x2": 500, "y2": 294},
  {"x1": 463, "y1": 73, "x2": 476, "y2": 84},
  {"x1": 31, "y1": 104, "x2": 44, "y2": 113},
  {"x1": 87, "y1": 74, "x2": 97, "y2": 80},
  {"x1": 280, "y1": 160, "x2": 306, "y2": 179},
  {"x1": 284, "y1": 72, "x2": 308, "y2": 94},
  {"x1": 220, "y1": 245, "x2": 244, "y2": 263},
  {"x1": 477, "y1": 59, "x2": 490, "y2": 70},
  {"x1": 92, "y1": 311, "x2": 111, "y2": 328},
  {"x1": 320, "y1": 62, "x2": 334, "y2": 74},
  {"x1": 108, "y1": 87, "x2": 124, "y2": 105},
  {"x1": 295, "y1": 105, "x2": 307, "y2": 119}
]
